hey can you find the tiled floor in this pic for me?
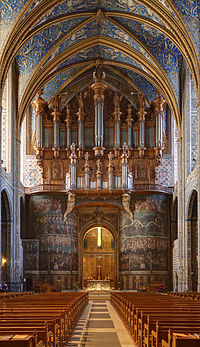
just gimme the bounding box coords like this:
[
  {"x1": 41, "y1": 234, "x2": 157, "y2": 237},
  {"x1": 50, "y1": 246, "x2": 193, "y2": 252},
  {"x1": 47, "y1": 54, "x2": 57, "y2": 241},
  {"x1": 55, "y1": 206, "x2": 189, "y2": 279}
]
[{"x1": 66, "y1": 300, "x2": 136, "y2": 347}]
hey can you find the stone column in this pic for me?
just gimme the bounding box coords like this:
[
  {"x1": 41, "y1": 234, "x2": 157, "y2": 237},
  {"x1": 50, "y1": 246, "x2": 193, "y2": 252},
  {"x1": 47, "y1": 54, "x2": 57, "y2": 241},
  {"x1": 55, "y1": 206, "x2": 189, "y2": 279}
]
[
  {"x1": 51, "y1": 95, "x2": 61, "y2": 158},
  {"x1": 70, "y1": 143, "x2": 77, "y2": 189},
  {"x1": 113, "y1": 93, "x2": 122, "y2": 152},
  {"x1": 84, "y1": 152, "x2": 90, "y2": 190},
  {"x1": 177, "y1": 138, "x2": 185, "y2": 291},
  {"x1": 121, "y1": 144, "x2": 128, "y2": 189},
  {"x1": 31, "y1": 89, "x2": 47, "y2": 159},
  {"x1": 137, "y1": 94, "x2": 146, "y2": 158},
  {"x1": 108, "y1": 151, "x2": 114, "y2": 190}
]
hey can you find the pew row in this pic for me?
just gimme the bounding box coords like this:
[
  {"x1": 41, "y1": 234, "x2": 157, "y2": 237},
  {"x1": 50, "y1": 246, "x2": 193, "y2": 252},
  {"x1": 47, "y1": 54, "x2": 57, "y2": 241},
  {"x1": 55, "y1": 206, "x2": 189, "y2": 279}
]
[
  {"x1": 0, "y1": 292, "x2": 88, "y2": 346},
  {"x1": 111, "y1": 292, "x2": 200, "y2": 347}
]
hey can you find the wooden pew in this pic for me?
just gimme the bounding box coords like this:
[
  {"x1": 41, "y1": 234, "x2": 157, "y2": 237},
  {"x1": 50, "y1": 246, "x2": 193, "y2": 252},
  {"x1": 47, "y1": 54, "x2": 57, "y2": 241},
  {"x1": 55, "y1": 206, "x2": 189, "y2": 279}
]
[
  {"x1": 111, "y1": 292, "x2": 200, "y2": 347},
  {"x1": 0, "y1": 292, "x2": 88, "y2": 346}
]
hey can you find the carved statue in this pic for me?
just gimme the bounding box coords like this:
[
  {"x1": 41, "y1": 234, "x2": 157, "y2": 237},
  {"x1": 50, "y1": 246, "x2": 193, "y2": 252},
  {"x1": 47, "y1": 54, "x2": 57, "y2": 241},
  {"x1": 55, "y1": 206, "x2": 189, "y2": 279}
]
[
  {"x1": 152, "y1": 91, "x2": 166, "y2": 114},
  {"x1": 52, "y1": 94, "x2": 61, "y2": 111},
  {"x1": 122, "y1": 193, "x2": 134, "y2": 223},
  {"x1": 63, "y1": 192, "x2": 76, "y2": 221},
  {"x1": 71, "y1": 143, "x2": 76, "y2": 156},
  {"x1": 84, "y1": 152, "x2": 90, "y2": 172},
  {"x1": 93, "y1": 59, "x2": 106, "y2": 82},
  {"x1": 122, "y1": 143, "x2": 128, "y2": 155},
  {"x1": 31, "y1": 89, "x2": 47, "y2": 114},
  {"x1": 77, "y1": 92, "x2": 85, "y2": 121},
  {"x1": 127, "y1": 104, "x2": 133, "y2": 127},
  {"x1": 138, "y1": 93, "x2": 147, "y2": 109},
  {"x1": 96, "y1": 159, "x2": 102, "y2": 178}
]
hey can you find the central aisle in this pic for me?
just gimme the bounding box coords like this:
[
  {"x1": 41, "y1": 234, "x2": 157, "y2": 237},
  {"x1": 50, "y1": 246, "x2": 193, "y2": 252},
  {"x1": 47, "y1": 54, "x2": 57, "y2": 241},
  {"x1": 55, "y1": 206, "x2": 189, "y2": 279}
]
[{"x1": 67, "y1": 299, "x2": 135, "y2": 347}]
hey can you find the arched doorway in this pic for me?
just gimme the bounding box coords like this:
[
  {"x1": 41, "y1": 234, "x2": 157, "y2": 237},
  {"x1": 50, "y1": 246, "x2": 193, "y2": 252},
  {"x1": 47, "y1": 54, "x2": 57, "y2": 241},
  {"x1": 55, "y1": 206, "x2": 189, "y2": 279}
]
[
  {"x1": 1, "y1": 190, "x2": 11, "y2": 287},
  {"x1": 82, "y1": 227, "x2": 115, "y2": 288},
  {"x1": 79, "y1": 223, "x2": 118, "y2": 289},
  {"x1": 187, "y1": 190, "x2": 198, "y2": 291}
]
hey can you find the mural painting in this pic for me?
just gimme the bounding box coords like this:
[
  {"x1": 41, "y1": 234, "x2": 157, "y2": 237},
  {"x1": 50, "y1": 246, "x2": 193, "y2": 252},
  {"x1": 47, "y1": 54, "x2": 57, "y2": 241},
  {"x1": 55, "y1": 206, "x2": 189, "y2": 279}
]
[
  {"x1": 120, "y1": 194, "x2": 169, "y2": 275},
  {"x1": 29, "y1": 194, "x2": 78, "y2": 277},
  {"x1": 23, "y1": 240, "x2": 39, "y2": 271}
]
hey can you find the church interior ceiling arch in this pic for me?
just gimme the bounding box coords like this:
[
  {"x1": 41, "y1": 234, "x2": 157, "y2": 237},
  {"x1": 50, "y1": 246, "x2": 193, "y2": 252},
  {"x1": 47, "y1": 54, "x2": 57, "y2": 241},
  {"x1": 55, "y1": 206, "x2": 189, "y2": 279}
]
[
  {"x1": 1, "y1": 0, "x2": 199, "y2": 293},
  {"x1": 0, "y1": 0, "x2": 199, "y2": 138}
]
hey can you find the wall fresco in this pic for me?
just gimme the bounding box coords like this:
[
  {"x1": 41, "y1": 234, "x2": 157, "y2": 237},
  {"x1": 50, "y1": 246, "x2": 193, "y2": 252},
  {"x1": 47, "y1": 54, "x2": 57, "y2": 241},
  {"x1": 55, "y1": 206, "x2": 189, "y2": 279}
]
[
  {"x1": 28, "y1": 194, "x2": 78, "y2": 281},
  {"x1": 23, "y1": 240, "x2": 39, "y2": 271},
  {"x1": 120, "y1": 194, "x2": 169, "y2": 274}
]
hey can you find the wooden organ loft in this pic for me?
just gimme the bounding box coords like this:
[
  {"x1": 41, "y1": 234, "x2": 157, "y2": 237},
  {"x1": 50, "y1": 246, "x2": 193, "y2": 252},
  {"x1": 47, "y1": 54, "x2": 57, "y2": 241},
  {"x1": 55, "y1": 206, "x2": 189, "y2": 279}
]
[{"x1": 30, "y1": 64, "x2": 167, "y2": 195}]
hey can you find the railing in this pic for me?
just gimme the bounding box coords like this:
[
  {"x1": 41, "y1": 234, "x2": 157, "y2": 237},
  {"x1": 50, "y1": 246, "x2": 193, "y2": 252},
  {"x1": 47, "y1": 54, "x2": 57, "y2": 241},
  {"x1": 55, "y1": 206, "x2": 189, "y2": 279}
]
[{"x1": 24, "y1": 183, "x2": 173, "y2": 195}]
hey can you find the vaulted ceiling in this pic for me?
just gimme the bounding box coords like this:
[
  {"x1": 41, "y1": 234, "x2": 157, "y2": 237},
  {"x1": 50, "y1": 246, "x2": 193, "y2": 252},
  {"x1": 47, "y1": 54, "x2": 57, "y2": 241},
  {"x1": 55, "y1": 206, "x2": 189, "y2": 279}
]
[{"x1": 0, "y1": 0, "x2": 199, "y2": 137}]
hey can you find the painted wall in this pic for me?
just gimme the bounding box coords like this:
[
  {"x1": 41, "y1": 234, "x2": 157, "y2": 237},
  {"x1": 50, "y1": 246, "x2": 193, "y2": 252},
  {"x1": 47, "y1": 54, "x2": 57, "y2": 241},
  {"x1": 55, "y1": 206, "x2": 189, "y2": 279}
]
[
  {"x1": 24, "y1": 194, "x2": 78, "y2": 290},
  {"x1": 119, "y1": 193, "x2": 170, "y2": 290}
]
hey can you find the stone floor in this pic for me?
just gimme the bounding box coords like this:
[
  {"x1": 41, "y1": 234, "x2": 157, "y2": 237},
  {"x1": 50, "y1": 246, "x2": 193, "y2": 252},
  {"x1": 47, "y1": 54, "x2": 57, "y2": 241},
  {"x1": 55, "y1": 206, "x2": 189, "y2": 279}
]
[{"x1": 66, "y1": 300, "x2": 136, "y2": 347}]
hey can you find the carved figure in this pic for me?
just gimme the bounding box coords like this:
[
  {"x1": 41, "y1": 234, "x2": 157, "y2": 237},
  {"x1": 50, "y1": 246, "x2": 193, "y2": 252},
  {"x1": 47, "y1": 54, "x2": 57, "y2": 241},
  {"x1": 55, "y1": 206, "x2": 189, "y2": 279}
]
[
  {"x1": 52, "y1": 161, "x2": 61, "y2": 179},
  {"x1": 122, "y1": 193, "x2": 134, "y2": 223},
  {"x1": 63, "y1": 193, "x2": 76, "y2": 221},
  {"x1": 31, "y1": 89, "x2": 47, "y2": 114}
]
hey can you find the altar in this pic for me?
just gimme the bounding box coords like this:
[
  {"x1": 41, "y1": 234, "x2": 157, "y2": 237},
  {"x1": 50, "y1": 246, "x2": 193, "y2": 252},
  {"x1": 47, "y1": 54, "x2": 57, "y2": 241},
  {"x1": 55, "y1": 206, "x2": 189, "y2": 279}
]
[{"x1": 87, "y1": 280, "x2": 110, "y2": 291}]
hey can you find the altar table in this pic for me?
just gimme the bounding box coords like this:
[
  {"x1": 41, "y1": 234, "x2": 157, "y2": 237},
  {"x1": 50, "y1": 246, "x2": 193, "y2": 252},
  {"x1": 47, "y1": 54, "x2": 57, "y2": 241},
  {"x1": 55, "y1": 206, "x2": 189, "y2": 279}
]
[{"x1": 87, "y1": 280, "x2": 110, "y2": 290}]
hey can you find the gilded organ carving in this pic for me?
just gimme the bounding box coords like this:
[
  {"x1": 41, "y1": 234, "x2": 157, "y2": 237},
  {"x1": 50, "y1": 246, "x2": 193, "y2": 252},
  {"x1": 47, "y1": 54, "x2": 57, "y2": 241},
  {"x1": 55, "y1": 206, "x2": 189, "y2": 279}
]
[{"x1": 30, "y1": 68, "x2": 166, "y2": 191}]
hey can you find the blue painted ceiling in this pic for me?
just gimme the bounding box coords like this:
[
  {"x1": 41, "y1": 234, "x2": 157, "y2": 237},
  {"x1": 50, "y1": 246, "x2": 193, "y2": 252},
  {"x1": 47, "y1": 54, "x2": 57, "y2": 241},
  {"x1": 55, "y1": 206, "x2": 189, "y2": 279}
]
[{"x1": 0, "y1": 0, "x2": 199, "y2": 123}]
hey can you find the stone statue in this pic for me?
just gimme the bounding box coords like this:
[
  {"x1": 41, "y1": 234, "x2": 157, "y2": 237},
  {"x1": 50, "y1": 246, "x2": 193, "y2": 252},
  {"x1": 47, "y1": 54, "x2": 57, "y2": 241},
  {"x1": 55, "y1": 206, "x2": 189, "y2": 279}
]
[
  {"x1": 63, "y1": 192, "x2": 76, "y2": 221},
  {"x1": 122, "y1": 193, "x2": 134, "y2": 223}
]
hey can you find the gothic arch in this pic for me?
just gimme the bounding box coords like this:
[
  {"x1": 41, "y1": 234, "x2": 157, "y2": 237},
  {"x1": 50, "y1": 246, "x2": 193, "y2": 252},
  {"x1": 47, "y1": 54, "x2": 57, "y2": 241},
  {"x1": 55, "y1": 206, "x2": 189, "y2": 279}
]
[{"x1": 1, "y1": 189, "x2": 12, "y2": 287}]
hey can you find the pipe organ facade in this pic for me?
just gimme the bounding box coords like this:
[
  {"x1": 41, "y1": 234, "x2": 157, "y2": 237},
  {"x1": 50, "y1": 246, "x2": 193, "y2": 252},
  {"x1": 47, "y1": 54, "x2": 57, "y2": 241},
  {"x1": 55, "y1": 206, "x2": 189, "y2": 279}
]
[{"x1": 31, "y1": 68, "x2": 166, "y2": 192}]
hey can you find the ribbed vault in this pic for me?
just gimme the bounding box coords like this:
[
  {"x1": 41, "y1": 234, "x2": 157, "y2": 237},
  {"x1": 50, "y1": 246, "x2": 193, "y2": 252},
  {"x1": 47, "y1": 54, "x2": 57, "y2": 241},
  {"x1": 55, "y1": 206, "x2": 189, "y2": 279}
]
[{"x1": 0, "y1": 0, "x2": 199, "y2": 136}]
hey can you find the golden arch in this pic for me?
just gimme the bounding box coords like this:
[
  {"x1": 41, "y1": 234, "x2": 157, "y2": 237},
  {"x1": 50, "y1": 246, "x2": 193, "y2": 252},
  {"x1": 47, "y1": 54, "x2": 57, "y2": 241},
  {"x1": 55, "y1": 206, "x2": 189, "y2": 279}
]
[{"x1": 78, "y1": 219, "x2": 119, "y2": 289}]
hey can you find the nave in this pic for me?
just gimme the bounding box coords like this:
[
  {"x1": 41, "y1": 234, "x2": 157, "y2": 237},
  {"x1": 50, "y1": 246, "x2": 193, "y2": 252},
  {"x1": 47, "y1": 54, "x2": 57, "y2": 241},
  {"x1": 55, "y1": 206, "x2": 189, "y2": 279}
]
[
  {"x1": 1, "y1": 291, "x2": 200, "y2": 346},
  {"x1": 67, "y1": 299, "x2": 134, "y2": 347}
]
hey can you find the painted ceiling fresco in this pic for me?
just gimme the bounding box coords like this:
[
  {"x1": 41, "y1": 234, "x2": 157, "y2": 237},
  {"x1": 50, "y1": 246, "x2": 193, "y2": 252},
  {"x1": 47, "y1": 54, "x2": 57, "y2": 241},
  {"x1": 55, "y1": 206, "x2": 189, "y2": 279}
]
[{"x1": 0, "y1": 0, "x2": 199, "y2": 131}]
